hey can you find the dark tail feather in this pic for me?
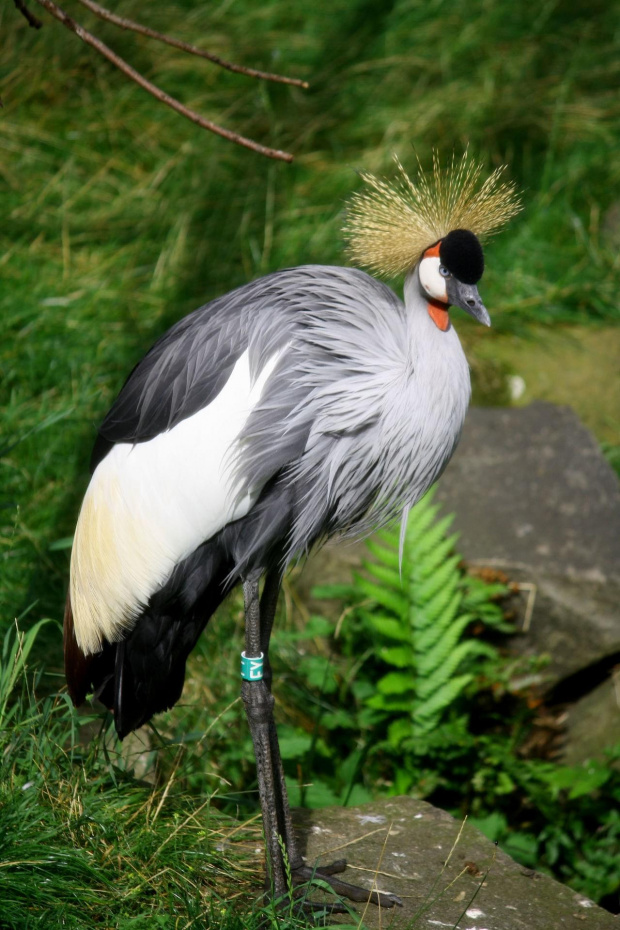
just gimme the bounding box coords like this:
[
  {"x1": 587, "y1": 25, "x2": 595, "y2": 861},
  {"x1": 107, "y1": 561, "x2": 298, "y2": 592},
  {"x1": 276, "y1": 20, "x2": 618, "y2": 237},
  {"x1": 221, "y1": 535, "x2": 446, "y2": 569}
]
[
  {"x1": 111, "y1": 544, "x2": 232, "y2": 738},
  {"x1": 63, "y1": 593, "x2": 93, "y2": 707}
]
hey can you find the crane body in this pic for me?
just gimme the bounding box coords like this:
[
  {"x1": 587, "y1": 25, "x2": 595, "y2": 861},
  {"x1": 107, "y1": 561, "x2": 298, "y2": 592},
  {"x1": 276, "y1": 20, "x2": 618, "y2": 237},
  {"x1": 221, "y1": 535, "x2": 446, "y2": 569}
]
[{"x1": 65, "y1": 156, "x2": 520, "y2": 912}]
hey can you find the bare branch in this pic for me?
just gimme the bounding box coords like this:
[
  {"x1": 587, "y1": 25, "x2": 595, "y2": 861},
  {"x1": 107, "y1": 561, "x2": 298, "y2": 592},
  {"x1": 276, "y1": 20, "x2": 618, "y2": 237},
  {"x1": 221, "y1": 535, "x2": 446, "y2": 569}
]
[
  {"x1": 74, "y1": 0, "x2": 309, "y2": 89},
  {"x1": 13, "y1": 0, "x2": 43, "y2": 29},
  {"x1": 30, "y1": 0, "x2": 295, "y2": 162}
]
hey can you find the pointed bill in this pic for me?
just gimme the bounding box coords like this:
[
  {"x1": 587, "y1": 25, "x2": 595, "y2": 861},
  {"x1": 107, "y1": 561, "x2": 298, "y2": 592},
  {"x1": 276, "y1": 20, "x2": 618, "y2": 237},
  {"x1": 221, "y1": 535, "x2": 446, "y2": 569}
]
[{"x1": 446, "y1": 278, "x2": 491, "y2": 327}]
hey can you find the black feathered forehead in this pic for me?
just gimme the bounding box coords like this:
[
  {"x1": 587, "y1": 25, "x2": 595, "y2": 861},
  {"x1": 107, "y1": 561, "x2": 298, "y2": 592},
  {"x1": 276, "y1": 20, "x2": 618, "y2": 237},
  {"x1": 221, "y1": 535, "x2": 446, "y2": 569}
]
[{"x1": 439, "y1": 229, "x2": 484, "y2": 284}]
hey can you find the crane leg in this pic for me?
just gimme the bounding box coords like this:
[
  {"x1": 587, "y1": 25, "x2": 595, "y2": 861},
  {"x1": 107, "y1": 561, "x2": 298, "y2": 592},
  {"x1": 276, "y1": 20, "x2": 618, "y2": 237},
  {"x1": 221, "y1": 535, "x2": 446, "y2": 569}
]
[{"x1": 241, "y1": 572, "x2": 402, "y2": 913}]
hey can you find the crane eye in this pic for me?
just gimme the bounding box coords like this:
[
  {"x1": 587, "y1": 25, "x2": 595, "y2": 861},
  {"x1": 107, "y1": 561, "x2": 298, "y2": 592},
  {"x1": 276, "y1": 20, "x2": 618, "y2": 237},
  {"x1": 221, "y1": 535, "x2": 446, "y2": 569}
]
[{"x1": 439, "y1": 265, "x2": 450, "y2": 278}]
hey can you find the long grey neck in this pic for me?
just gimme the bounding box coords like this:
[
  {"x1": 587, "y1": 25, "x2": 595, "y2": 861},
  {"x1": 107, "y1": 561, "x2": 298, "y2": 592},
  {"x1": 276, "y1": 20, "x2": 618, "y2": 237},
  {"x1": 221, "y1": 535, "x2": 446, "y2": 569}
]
[{"x1": 403, "y1": 265, "x2": 425, "y2": 311}]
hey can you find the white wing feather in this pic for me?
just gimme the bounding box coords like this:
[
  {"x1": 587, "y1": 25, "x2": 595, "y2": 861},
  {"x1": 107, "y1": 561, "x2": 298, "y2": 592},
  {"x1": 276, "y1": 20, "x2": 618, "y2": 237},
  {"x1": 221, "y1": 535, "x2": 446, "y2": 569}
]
[{"x1": 70, "y1": 349, "x2": 282, "y2": 654}]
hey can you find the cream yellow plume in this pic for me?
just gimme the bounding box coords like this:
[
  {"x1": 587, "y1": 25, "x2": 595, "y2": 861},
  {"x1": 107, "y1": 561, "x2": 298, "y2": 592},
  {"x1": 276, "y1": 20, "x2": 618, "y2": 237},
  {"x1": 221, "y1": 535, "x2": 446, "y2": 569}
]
[{"x1": 344, "y1": 151, "x2": 522, "y2": 276}]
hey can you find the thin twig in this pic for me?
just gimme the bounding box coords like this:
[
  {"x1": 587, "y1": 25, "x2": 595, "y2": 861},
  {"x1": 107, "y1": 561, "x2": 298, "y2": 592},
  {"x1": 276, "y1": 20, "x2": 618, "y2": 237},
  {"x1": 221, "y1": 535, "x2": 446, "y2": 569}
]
[
  {"x1": 317, "y1": 826, "x2": 391, "y2": 856},
  {"x1": 73, "y1": 0, "x2": 308, "y2": 89},
  {"x1": 13, "y1": 0, "x2": 43, "y2": 28},
  {"x1": 361, "y1": 820, "x2": 399, "y2": 924},
  {"x1": 31, "y1": 0, "x2": 294, "y2": 162},
  {"x1": 517, "y1": 581, "x2": 537, "y2": 633}
]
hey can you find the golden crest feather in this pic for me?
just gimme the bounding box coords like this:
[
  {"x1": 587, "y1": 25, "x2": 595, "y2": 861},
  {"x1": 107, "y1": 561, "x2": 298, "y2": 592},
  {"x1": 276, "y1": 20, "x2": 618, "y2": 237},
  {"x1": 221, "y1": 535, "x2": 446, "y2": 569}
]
[{"x1": 343, "y1": 151, "x2": 522, "y2": 276}]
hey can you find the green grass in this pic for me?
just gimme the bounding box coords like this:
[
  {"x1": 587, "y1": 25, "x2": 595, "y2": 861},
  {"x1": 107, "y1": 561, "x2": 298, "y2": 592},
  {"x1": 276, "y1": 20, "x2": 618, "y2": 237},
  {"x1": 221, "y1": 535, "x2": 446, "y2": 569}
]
[
  {"x1": 1, "y1": 722, "x2": 260, "y2": 929},
  {"x1": 1, "y1": 0, "x2": 620, "y2": 923},
  {"x1": 0, "y1": 622, "x2": 256, "y2": 929},
  {"x1": 1, "y1": 627, "x2": 365, "y2": 930}
]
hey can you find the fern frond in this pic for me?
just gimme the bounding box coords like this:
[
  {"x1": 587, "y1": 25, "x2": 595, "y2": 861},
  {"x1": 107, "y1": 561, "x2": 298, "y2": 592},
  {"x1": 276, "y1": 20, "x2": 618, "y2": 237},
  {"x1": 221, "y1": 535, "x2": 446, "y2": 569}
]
[
  {"x1": 362, "y1": 559, "x2": 402, "y2": 592},
  {"x1": 416, "y1": 532, "x2": 460, "y2": 582},
  {"x1": 413, "y1": 514, "x2": 455, "y2": 560},
  {"x1": 367, "y1": 693, "x2": 413, "y2": 712},
  {"x1": 461, "y1": 579, "x2": 507, "y2": 607},
  {"x1": 414, "y1": 586, "x2": 461, "y2": 634},
  {"x1": 369, "y1": 615, "x2": 411, "y2": 643},
  {"x1": 416, "y1": 632, "x2": 478, "y2": 692},
  {"x1": 420, "y1": 578, "x2": 460, "y2": 623},
  {"x1": 414, "y1": 592, "x2": 462, "y2": 648},
  {"x1": 365, "y1": 538, "x2": 400, "y2": 570},
  {"x1": 404, "y1": 496, "x2": 440, "y2": 544},
  {"x1": 415, "y1": 554, "x2": 462, "y2": 604},
  {"x1": 387, "y1": 717, "x2": 413, "y2": 745},
  {"x1": 413, "y1": 675, "x2": 473, "y2": 728},
  {"x1": 377, "y1": 671, "x2": 415, "y2": 696},
  {"x1": 358, "y1": 486, "x2": 505, "y2": 740},
  {"x1": 469, "y1": 641, "x2": 502, "y2": 661},
  {"x1": 379, "y1": 645, "x2": 414, "y2": 668},
  {"x1": 355, "y1": 575, "x2": 407, "y2": 617}
]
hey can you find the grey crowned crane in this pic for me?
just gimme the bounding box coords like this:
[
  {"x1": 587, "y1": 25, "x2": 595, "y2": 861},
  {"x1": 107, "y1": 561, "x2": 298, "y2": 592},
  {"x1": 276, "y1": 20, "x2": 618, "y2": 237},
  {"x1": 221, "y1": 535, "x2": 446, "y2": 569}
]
[{"x1": 64, "y1": 153, "x2": 520, "y2": 913}]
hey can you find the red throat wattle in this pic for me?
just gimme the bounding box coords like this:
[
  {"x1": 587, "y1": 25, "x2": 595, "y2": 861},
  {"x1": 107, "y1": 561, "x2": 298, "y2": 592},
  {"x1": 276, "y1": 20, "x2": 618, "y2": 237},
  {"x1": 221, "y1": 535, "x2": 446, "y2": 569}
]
[{"x1": 427, "y1": 297, "x2": 450, "y2": 331}]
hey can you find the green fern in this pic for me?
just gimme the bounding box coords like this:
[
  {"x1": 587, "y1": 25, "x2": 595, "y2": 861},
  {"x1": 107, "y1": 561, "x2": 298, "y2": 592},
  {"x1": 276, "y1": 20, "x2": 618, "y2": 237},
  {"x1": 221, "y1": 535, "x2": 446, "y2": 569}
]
[{"x1": 360, "y1": 488, "x2": 504, "y2": 739}]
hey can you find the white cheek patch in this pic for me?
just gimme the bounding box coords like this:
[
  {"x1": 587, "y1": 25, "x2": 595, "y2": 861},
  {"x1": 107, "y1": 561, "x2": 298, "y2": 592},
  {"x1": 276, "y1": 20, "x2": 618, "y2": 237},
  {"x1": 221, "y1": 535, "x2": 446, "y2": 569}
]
[{"x1": 419, "y1": 256, "x2": 448, "y2": 302}]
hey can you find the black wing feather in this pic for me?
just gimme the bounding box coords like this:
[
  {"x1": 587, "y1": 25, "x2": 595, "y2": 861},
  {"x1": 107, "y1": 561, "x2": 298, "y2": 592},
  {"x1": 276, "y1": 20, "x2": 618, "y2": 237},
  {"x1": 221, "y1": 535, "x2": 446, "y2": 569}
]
[
  {"x1": 90, "y1": 265, "x2": 389, "y2": 474},
  {"x1": 91, "y1": 299, "x2": 248, "y2": 471}
]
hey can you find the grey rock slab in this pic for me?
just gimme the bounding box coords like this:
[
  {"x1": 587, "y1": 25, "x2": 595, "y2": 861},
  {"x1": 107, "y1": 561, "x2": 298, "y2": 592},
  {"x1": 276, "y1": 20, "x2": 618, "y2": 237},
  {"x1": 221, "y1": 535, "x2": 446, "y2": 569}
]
[
  {"x1": 434, "y1": 403, "x2": 620, "y2": 585},
  {"x1": 561, "y1": 673, "x2": 620, "y2": 765},
  {"x1": 500, "y1": 568, "x2": 620, "y2": 686},
  {"x1": 293, "y1": 797, "x2": 617, "y2": 928},
  {"x1": 434, "y1": 403, "x2": 620, "y2": 684}
]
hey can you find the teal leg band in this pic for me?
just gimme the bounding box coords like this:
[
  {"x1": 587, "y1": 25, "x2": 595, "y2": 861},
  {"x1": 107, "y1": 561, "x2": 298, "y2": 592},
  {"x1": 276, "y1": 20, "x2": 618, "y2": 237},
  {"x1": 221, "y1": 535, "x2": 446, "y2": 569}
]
[{"x1": 241, "y1": 651, "x2": 264, "y2": 681}]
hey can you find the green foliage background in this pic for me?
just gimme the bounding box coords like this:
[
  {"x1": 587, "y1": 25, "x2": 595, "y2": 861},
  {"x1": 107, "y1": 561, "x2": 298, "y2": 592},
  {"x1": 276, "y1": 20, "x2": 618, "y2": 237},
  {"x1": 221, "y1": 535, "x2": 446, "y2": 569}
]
[
  {"x1": 1, "y1": 0, "x2": 620, "y2": 925},
  {"x1": 2, "y1": 0, "x2": 619, "y2": 632}
]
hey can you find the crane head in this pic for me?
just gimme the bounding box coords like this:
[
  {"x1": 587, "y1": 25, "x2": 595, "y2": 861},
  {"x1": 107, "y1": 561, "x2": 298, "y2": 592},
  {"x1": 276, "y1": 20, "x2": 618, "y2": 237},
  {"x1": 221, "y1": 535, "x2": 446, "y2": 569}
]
[
  {"x1": 418, "y1": 229, "x2": 491, "y2": 331},
  {"x1": 343, "y1": 151, "x2": 521, "y2": 286}
]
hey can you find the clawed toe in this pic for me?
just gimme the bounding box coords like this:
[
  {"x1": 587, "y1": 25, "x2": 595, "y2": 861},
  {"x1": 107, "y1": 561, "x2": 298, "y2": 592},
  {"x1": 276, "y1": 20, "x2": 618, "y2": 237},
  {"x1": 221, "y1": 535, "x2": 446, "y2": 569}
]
[
  {"x1": 313, "y1": 858, "x2": 347, "y2": 877},
  {"x1": 291, "y1": 858, "x2": 403, "y2": 910},
  {"x1": 367, "y1": 889, "x2": 403, "y2": 908}
]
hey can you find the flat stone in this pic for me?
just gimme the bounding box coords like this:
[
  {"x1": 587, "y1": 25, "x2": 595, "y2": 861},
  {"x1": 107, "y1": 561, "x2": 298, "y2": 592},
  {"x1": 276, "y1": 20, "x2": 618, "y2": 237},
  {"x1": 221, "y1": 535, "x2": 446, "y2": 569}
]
[
  {"x1": 501, "y1": 570, "x2": 619, "y2": 685},
  {"x1": 562, "y1": 674, "x2": 620, "y2": 765},
  {"x1": 435, "y1": 403, "x2": 620, "y2": 584},
  {"x1": 435, "y1": 403, "x2": 620, "y2": 685},
  {"x1": 293, "y1": 797, "x2": 617, "y2": 928}
]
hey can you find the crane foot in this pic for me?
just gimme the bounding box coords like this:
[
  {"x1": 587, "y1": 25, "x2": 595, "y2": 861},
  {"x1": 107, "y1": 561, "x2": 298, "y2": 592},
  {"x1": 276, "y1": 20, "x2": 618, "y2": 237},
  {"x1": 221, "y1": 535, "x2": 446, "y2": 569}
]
[{"x1": 291, "y1": 858, "x2": 403, "y2": 909}]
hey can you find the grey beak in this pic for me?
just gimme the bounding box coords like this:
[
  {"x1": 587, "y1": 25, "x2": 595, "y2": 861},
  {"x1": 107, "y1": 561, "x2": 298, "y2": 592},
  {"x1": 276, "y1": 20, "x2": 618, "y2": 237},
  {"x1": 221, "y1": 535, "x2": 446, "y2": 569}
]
[{"x1": 446, "y1": 279, "x2": 491, "y2": 327}]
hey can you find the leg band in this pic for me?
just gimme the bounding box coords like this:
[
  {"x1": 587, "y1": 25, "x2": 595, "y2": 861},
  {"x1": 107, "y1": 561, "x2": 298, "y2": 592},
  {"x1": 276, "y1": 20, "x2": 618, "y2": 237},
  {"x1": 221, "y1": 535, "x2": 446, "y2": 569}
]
[{"x1": 241, "y1": 650, "x2": 264, "y2": 681}]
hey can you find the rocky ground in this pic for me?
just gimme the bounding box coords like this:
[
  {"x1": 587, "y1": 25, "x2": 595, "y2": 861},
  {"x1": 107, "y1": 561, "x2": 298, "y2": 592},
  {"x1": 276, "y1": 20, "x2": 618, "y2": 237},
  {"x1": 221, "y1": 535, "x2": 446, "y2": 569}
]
[{"x1": 293, "y1": 796, "x2": 618, "y2": 928}]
